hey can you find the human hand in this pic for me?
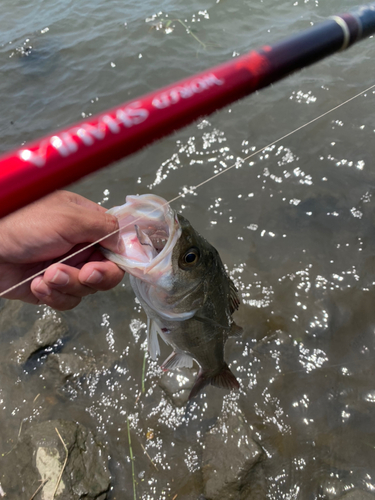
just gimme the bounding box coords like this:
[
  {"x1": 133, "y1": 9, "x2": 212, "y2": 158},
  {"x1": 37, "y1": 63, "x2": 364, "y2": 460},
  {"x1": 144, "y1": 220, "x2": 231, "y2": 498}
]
[{"x1": 0, "y1": 190, "x2": 125, "y2": 310}]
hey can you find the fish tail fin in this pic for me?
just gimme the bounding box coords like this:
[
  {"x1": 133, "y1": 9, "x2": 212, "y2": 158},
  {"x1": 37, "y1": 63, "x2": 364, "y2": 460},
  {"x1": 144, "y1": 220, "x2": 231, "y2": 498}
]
[{"x1": 188, "y1": 363, "x2": 240, "y2": 400}]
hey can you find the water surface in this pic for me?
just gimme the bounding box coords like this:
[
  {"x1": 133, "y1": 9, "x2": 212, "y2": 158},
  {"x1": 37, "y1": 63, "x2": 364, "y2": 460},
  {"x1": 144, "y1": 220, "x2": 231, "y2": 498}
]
[{"x1": 0, "y1": 0, "x2": 375, "y2": 498}]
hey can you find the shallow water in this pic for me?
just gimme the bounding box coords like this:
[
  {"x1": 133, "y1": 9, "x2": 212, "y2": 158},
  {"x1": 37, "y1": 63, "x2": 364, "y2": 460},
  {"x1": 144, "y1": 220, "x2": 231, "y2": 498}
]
[{"x1": 1, "y1": 0, "x2": 375, "y2": 498}]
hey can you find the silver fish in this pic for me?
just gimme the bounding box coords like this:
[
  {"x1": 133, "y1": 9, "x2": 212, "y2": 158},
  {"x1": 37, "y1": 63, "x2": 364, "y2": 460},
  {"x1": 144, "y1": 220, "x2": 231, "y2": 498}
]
[{"x1": 102, "y1": 194, "x2": 241, "y2": 399}]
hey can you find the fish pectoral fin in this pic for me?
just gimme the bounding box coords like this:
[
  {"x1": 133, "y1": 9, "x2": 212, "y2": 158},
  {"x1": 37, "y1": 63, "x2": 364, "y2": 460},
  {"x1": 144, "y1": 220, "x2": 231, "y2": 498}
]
[
  {"x1": 229, "y1": 321, "x2": 243, "y2": 338},
  {"x1": 147, "y1": 318, "x2": 161, "y2": 360},
  {"x1": 161, "y1": 351, "x2": 194, "y2": 370},
  {"x1": 188, "y1": 363, "x2": 240, "y2": 400}
]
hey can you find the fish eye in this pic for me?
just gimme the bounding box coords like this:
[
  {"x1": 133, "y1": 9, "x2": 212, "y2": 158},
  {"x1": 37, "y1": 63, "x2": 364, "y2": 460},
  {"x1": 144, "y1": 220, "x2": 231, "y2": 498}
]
[
  {"x1": 185, "y1": 252, "x2": 197, "y2": 263},
  {"x1": 180, "y1": 247, "x2": 200, "y2": 268}
]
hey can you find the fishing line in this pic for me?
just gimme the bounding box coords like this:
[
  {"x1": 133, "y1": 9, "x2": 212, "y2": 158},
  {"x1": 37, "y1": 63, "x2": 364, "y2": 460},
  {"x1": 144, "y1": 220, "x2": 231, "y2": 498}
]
[{"x1": 1, "y1": 82, "x2": 374, "y2": 299}]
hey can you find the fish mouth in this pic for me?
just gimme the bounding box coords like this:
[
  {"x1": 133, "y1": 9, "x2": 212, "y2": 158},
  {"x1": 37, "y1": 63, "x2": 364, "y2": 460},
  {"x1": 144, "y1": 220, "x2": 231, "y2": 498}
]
[
  {"x1": 103, "y1": 194, "x2": 181, "y2": 282},
  {"x1": 134, "y1": 223, "x2": 169, "y2": 254}
]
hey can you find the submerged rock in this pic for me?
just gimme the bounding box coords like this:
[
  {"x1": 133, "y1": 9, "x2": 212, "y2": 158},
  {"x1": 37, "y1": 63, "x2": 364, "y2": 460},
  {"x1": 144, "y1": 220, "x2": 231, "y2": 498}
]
[
  {"x1": 47, "y1": 352, "x2": 98, "y2": 379},
  {"x1": 0, "y1": 420, "x2": 110, "y2": 499},
  {"x1": 44, "y1": 352, "x2": 121, "y2": 399},
  {"x1": 12, "y1": 311, "x2": 68, "y2": 364},
  {"x1": 202, "y1": 414, "x2": 263, "y2": 500},
  {"x1": 339, "y1": 491, "x2": 375, "y2": 500}
]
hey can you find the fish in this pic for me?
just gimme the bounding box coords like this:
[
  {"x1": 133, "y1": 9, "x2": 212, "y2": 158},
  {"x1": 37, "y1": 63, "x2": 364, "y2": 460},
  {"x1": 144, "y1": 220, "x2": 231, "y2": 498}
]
[{"x1": 102, "y1": 194, "x2": 242, "y2": 399}]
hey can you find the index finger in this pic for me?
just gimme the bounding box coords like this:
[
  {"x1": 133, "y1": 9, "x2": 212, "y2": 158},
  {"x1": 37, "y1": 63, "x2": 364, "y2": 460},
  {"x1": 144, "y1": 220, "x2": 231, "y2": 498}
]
[{"x1": 68, "y1": 191, "x2": 110, "y2": 213}]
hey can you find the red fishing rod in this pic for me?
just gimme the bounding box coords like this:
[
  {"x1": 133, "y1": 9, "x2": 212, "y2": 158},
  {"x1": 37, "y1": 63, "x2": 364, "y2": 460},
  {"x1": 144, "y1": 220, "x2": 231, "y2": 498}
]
[{"x1": 0, "y1": 4, "x2": 374, "y2": 218}]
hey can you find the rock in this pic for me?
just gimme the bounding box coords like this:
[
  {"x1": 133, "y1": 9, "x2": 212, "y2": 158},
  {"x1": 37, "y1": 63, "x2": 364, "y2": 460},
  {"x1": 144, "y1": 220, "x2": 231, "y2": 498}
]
[
  {"x1": 318, "y1": 477, "x2": 346, "y2": 499},
  {"x1": 339, "y1": 491, "x2": 375, "y2": 500},
  {"x1": 202, "y1": 414, "x2": 263, "y2": 500},
  {"x1": 0, "y1": 420, "x2": 110, "y2": 499},
  {"x1": 238, "y1": 466, "x2": 267, "y2": 500},
  {"x1": 44, "y1": 352, "x2": 119, "y2": 397},
  {"x1": 47, "y1": 352, "x2": 97, "y2": 379},
  {"x1": 12, "y1": 311, "x2": 68, "y2": 364}
]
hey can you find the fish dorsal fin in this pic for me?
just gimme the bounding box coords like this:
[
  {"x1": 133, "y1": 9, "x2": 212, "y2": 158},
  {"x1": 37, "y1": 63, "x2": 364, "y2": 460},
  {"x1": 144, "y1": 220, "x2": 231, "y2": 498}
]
[
  {"x1": 229, "y1": 279, "x2": 240, "y2": 314},
  {"x1": 147, "y1": 317, "x2": 161, "y2": 360},
  {"x1": 161, "y1": 351, "x2": 194, "y2": 370}
]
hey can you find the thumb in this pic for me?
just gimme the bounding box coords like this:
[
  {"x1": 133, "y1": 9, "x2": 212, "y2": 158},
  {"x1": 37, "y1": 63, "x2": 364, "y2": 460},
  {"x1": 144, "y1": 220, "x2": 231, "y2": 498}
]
[
  {"x1": 95, "y1": 211, "x2": 124, "y2": 254},
  {"x1": 65, "y1": 192, "x2": 125, "y2": 255},
  {"x1": 65, "y1": 207, "x2": 124, "y2": 254}
]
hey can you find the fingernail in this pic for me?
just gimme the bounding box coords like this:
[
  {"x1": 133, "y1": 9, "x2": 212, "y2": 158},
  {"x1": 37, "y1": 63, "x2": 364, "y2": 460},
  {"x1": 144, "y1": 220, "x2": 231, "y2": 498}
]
[
  {"x1": 50, "y1": 270, "x2": 69, "y2": 286},
  {"x1": 35, "y1": 281, "x2": 52, "y2": 297},
  {"x1": 85, "y1": 270, "x2": 103, "y2": 285}
]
